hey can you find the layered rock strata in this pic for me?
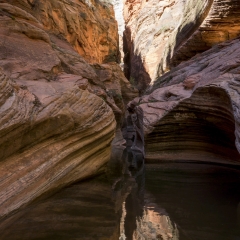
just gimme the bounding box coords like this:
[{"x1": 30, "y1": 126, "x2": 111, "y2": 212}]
[
  {"x1": 0, "y1": 68, "x2": 116, "y2": 218},
  {"x1": 0, "y1": 0, "x2": 120, "y2": 63},
  {"x1": 0, "y1": 175, "x2": 119, "y2": 240},
  {"x1": 0, "y1": 0, "x2": 137, "y2": 219},
  {"x1": 171, "y1": 0, "x2": 240, "y2": 68},
  {"x1": 137, "y1": 38, "x2": 240, "y2": 164},
  {"x1": 123, "y1": 0, "x2": 240, "y2": 89}
]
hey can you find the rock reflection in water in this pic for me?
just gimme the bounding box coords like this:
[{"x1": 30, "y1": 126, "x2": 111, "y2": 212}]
[
  {"x1": 0, "y1": 144, "x2": 178, "y2": 240},
  {"x1": 134, "y1": 203, "x2": 179, "y2": 240},
  {"x1": 145, "y1": 163, "x2": 240, "y2": 240},
  {"x1": 0, "y1": 99, "x2": 180, "y2": 240},
  {"x1": 113, "y1": 99, "x2": 179, "y2": 240},
  {"x1": 109, "y1": 146, "x2": 179, "y2": 240}
]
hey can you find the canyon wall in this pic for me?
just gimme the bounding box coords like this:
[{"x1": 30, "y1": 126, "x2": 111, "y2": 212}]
[
  {"x1": 136, "y1": 38, "x2": 240, "y2": 164},
  {"x1": 0, "y1": 69, "x2": 116, "y2": 219},
  {"x1": 0, "y1": 0, "x2": 120, "y2": 63},
  {"x1": 0, "y1": 0, "x2": 137, "y2": 219},
  {"x1": 124, "y1": 0, "x2": 240, "y2": 90},
  {"x1": 2, "y1": 0, "x2": 240, "y2": 222}
]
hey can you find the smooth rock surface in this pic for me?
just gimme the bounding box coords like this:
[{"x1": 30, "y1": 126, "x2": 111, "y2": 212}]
[
  {"x1": 138, "y1": 38, "x2": 240, "y2": 163},
  {"x1": 123, "y1": 0, "x2": 240, "y2": 89},
  {"x1": 0, "y1": 69, "x2": 116, "y2": 219},
  {"x1": 0, "y1": 0, "x2": 137, "y2": 219}
]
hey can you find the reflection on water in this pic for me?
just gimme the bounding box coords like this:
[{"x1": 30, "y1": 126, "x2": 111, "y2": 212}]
[
  {"x1": 134, "y1": 203, "x2": 179, "y2": 240},
  {"x1": 110, "y1": 147, "x2": 179, "y2": 240},
  {"x1": 145, "y1": 163, "x2": 240, "y2": 240},
  {"x1": 0, "y1": 175, "x2": 118, "y2": 240},
  {"x1": 111, "y1": 148, "x2": 145, "y2": 240},
  {"x1": 0, "y1": 147, "x2": 240, "y2": 240}
]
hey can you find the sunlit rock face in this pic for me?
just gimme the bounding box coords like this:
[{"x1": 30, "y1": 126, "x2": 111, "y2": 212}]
[
  {"x1": 123, "y1": 0, "x2": 240, "y2": 90},
  {"x1": 0, "y1": 0, "x2": 120, "y2": 63},
  {"x1": 0, "y1": 1, "x2": 137, "y2": 115},
  {"x1": 138, "y1": 38, "x2": 240, "y2": 164},
  {"x1": 112, "y1": 0, "x2": 125, "y2": 62},
  {"x1": 119, "y1": 200, "x2": 180, "y2": 240},
  {"x1": 171, "y1": 0, "x2": 240, "y2": 68},
  {"x1": 0, "y1": 0, "x2": 137, "y2": 219},
  {"x1": 133, "y1": 204, "x2": 179, "y2": 240}
]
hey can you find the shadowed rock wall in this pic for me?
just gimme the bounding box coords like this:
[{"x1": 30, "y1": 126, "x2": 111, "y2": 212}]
[{"x1": 144, "y1": 86, "x2": 239, "y2": 163}]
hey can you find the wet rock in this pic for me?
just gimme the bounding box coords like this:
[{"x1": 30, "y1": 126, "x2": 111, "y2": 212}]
[
  {"x1": 122, "y1": 98, "x2": 145, "y2": 155},
  {"x1": 0, "y1": 175, "x2": 119, "y2": 240}
]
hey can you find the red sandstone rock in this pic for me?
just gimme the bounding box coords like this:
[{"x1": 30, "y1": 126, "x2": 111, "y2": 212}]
[
  {"x1": 0, "y1": 69, "x2": 116, "y2": 219},
  {"x1": 171, "y1": 0, "x2": 240, "y2": 68},
  {"x1": 140, "y1": 38, "x2": 240, "y2": 164},
  {"x1": 0, "y1": 0, "x2": 120, "y2": 63},
  {"x1": 123, "y1": 0, "x2": 240, "y2": 90},
  {"x1": 0, "y1": 0, "x2": 138, "y2": 219}
]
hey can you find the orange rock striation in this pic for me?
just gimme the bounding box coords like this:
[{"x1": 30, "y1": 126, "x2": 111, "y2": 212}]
[
  {"x1": 0, "y1": 0, "x2": 120, "y2": 63},
  {"x1": 137, "y1": 38, "x2": 240, "y2": 164},
  {"x1": 123, "y1": 0, "x2": 240, "y2": 89},
  {"x1": 171, "y1": 0, "x2": 240, "y2": 68},
  {"x1": 0, "y1": 0, "x2": 138, "y2": 219}
]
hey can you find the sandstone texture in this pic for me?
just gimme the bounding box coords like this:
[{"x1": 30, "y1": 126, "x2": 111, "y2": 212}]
[
  {"x1": 0, "y1": 69, "x2": 116, "y2": 219},
  {"x1": 123, "y1": 0, "x2": 240, "y2": 89},
  {"x1": 0, "y1": 0, "x2": 137, "y2": 219},
  {"x1": 137, "y1": 38, "x2": 240, "y2": 164},
  {"x1": 0, "y1": 0, "x2": 120, "y2": 63}
]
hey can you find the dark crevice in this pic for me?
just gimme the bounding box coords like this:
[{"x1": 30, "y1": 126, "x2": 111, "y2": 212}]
[{"x1": 123, "y1": 26, "x2": 151, "y2": 94}]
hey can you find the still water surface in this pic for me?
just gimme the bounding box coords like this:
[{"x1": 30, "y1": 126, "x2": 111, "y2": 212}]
[{"x1": 1, "y1": 149, "x2": 240, "y2": 240}]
